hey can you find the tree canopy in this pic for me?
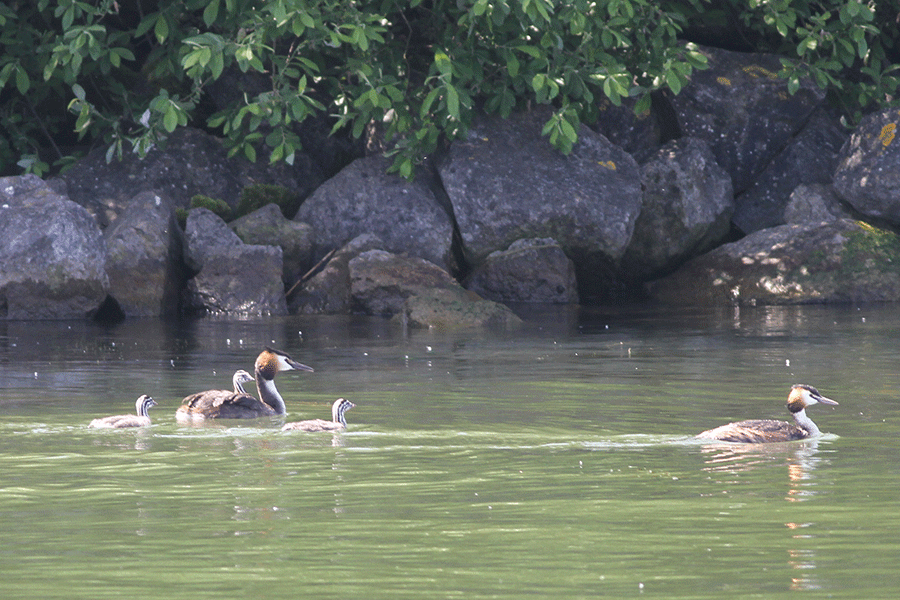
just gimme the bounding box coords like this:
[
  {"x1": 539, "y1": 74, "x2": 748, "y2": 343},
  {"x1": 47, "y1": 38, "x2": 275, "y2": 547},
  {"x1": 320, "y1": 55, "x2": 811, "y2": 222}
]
[{"x1": 1, "y1": 0, "x2": 897, "y2": 178}]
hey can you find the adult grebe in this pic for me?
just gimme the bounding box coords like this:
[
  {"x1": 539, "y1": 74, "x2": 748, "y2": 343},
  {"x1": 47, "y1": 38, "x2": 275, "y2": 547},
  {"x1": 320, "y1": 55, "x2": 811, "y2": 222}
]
[
  {"x1": 175, "y1": 369, "x2": 256, "y2": 420},
  {"x1": 90, "y1": 395, "x2": 157, "y2": 428},
  {"x1": 282, "y1": 398, "x2": 355, "y2": 432},
  {"x1": 176, "y1": 348, "x2": 313, "y2": 420},
  {"x1": 696, "y1": 384, "x2": 838, "y2": 443}
]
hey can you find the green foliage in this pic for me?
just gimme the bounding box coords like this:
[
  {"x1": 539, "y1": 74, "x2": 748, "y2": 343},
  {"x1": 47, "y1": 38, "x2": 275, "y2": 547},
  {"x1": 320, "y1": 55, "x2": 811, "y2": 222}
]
[
  {"x1": 0, "y1": 1, "x2": 898, "y2": 177},
  {"x1": 678, "y1": 0, "x2": 900, "y2": 123},
  {"x1": 190, "y1": 194, "x2": 233, "y2": 221},
  {"x1": 237, "y1": 184, "x2": 300, "y2": 219}
]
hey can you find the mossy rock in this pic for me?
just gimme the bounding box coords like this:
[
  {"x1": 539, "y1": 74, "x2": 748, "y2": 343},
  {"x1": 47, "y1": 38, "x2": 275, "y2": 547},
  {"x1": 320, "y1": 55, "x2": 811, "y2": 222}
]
[
  {"x1": 395, "y1": 288, "x2": 523, "y2": 329},
  {"x1": 190, "y1": 195, "x2": 233, "y2": 221},
  {"x1": 237, "y1": 184, "x2": 301, "y2": 219}
]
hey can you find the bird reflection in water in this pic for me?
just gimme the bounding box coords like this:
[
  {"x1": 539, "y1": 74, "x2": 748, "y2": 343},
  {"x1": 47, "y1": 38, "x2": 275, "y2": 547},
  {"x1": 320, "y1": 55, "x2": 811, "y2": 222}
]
[
  {"x1": 700, "y1": 438, "x2": 833, "y2": 592},
  {"x1": 699, "y1": 437, "x2": 828, "y2": 488}
]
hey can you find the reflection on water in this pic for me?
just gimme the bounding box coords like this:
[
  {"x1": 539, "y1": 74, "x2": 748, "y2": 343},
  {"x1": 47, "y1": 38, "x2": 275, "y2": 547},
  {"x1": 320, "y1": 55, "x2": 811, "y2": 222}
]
[
  {"x1": 698, "y1": 434, "x2": 840, "y2": 594},
  {"x1": 1, "y1": 305, "x2": 900, "y2": 598},
  {"x1": 699, "y1": 437, "x2": 831, "y2": 492}
]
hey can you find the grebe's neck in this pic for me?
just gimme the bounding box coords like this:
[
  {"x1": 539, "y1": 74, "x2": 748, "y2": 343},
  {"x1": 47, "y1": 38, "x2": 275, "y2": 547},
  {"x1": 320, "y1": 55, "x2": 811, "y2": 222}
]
[
  {"x1": 257, "y1": 378, "x2": 286, "y2": 414},
  {"x1": 792, "y1": 408, "x2": 821, "y2": 436},
  {"x1": 332, "y1": 399, "x2": 354, "y2": 426},
  {"x1": 333, "y1": 404, "x2": 346, "y2": 426},
  {"x1": 135, "y1": 395, "x2": 156, "y2": 418}
]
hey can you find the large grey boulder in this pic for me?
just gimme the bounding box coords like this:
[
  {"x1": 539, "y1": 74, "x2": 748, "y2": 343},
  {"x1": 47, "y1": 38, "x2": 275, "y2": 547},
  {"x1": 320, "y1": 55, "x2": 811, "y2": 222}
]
[
  {"x1": 289, "y1": 233, "x2": 385, "y2": 314},
  {"x1": 465, "y1": 238, "x2": 578, "y2": 304},
  {"x1": 0, "y1": 175, "x2": 108, "y2": 319},
  {"x1": 398, "y1": 288, "x2": 523, "y2": 329},
  {"x1": 230, "y1": 203, "x2": 315, "y2": 287},
  {"x1": 345, "y1": 248, "x2": 521, "y2": 327},
  {"x1": 784, "y1": 184, "x2": 852, "y2": 225},
  {"x1": 104, "y1": 191, "x2": 184, "y2": 316},
  {"x1": 669, "y1": 44, "x2": 825, "y2": 194},
  {"x1": 621, "y1": 138, "x2": 733, "y2": 281},
  {"x1": 439, "y1": 108, "x2": 642, "y2": 297},
  {"x1": 183, "y1": 208, "x2": 286, "y2": 315},
  {"x1": 834, "y1": 108, "x2": 900, "y2": 225},
  {"x1": 58, "y1": 127, "x2": 323, "y2": 226},
  {"x1": 183, "y1": 207, "x2": 244, "y2": 271},
  {"x1": 733, "y1": 108, "x2": 847, "y2": 233},
  {"x1": 593, "y1": 96, "x2": 663, "y2": 163},
  {"x1": 294, "y1": 155, "x2": 454, "y2": 270},
  {"x1": 647, "y1": 219, "x2": 900, "y2": 305},
  {"x1": 349, "y1": 249, "x2": 461, "y2": 316}
]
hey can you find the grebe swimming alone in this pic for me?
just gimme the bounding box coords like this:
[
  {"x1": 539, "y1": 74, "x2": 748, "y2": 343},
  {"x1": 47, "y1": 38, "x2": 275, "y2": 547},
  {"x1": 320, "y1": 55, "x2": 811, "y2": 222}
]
[
  {"x1": 176, "y1": 348, "x2": 313, "y2": 420},
  {"x1": 696, "y1": 384, "x2": 838, "y2": 443},
  {"x1": 90, "y1": 395, "x2": 157, "y2": 428},
  {"x1": 282, "y1": 398, "x2": 355, "y2": 432}
]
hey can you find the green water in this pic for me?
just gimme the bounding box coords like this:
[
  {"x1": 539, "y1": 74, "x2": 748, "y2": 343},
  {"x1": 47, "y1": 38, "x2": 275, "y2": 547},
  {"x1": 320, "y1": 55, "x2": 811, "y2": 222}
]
[{"x1": 1, "y1": 305, "x2": 899, "y2": 598}]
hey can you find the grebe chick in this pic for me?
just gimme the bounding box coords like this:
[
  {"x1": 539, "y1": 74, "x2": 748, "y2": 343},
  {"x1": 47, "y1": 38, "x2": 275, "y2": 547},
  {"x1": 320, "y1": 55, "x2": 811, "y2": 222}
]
[
  {"x1": 696, "y1": 384, "x2": 838, "y2": 443},
  {"x1": 90, "y1": 395, "x2": 157, "y2": 428},
  {"x1": 282, "y1": 398, "x2": 355, "y2": 432},
  {"x1": 176, "y1": 348, "x2": 313, "y2": 420},
  {"x1": 231, "y1": 369, "x2": 255, "y2": 394}
]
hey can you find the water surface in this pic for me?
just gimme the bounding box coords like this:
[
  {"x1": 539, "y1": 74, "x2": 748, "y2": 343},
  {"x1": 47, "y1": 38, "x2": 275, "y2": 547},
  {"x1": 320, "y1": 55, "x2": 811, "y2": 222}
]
[{"x1": 1, "y1": 305, "x2": 898, "y2": 598}]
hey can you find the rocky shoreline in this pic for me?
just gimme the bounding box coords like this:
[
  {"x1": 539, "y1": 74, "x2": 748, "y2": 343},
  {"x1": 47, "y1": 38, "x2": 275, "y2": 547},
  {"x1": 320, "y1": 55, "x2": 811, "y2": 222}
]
[{"x1": 2, "y1": 44, "x2": 900, "y2": 324}]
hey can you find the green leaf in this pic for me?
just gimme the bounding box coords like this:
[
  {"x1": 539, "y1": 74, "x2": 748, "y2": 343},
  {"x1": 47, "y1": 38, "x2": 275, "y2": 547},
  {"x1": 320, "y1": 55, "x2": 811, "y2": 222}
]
[
  {"x1": 435, "y1": 51, "x2": 452, "y2": 76},
  {"x1": 603, "y1": 77, "x2": 621, "y2": 105},
  {"x1": 421, "y1": 87, "x2": 440, "y2": 116},
  {"x1": 209, "y1": 52, "x2": 224, "y2": 79},
  {"x1": 135, "y1": 13, "x2": 158, "y2": 38},
  {"x1": 154, "y1": 15, "x2": 169, "y2": 44},
  {"x1": 541, "y1": 117, "x2": 555, "y2": 136},
  {"x1": 665, "y1": 69, "x2": 682, "y2": 95},
  {"x1": 787, "y1": 77, "x2": 800, "y2": 95},
  {"x1": 62, "y1": 5, "x2": 74, "y2": 30},
  {"x1": 182, "y1": 50, "x2": 202, "y2": 70},
  {"x1": 270, "y1": 143, "x2": 284, "y2": 163},
  {"x1": 446, "y1": 85, "x2": 460, "y2": 119},
  {"x1": 15, "y1": 68, "x2": 30, "y2": 94},
  {"x1": 203, "y1": 0, "x2": 219, "y2": 27},
  {"x1": 634, "y1": 93, "x2": 652, "y2": 115},
  {"x1": 516, "y1": 45, "x2": 542, "y2": 59},
  {"x1": 559, "y1": 118, "x2": 577, "y2": 144},
  {"x1": 163, "y1": 106, "x2": 178, "y2": 132},
  {"x1": 506, "y1": 54, "x2": 520, "y2": 78},
  {"x1": 399, "y1": 158, "x2": 413, "y2": 179}
]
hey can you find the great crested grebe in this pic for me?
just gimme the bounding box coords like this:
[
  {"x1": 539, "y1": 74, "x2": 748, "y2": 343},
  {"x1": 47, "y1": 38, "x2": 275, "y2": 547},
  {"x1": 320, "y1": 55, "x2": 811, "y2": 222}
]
[
  {"x1": 90, "y1": 395, "x2": 157, "y2": 428},
  {"x1": 696, "y1": 384, "x2": 838, "y2": 443},
  {"x1": 176, "y1": 348, "x2": 313, "y2": 420},
  {"x1": 282, "y1": 398, "x2": 355, "y2": 432}
]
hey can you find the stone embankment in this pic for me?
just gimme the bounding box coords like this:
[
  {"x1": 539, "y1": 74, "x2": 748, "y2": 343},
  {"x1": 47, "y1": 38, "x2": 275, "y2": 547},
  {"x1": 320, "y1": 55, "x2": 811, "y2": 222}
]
[{"x1": 3, "y1": 44, "x2": 900, "y2": 324}]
